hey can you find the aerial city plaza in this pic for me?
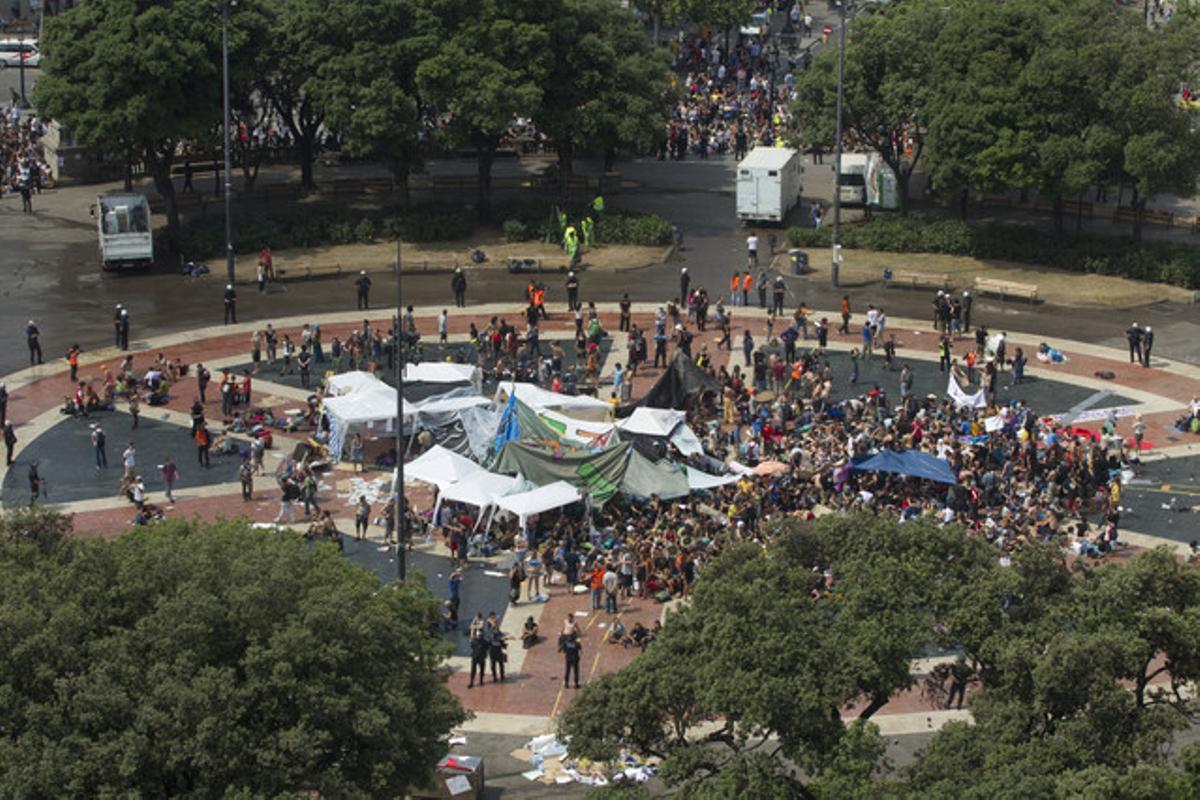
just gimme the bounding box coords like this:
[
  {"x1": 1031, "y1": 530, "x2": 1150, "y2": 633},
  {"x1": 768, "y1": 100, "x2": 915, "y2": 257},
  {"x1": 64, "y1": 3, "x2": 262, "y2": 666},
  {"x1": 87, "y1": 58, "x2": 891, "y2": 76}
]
[{"x1": 2, "y1": 0, "x2": 1200, "y2": 796}]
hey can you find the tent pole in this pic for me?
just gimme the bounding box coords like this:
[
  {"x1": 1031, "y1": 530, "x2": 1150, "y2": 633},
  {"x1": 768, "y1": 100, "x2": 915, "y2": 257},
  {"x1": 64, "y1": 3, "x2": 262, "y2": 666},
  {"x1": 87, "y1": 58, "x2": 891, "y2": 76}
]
[{"x1": 395, "y1": 239, "x2": 406, "y2": 582}]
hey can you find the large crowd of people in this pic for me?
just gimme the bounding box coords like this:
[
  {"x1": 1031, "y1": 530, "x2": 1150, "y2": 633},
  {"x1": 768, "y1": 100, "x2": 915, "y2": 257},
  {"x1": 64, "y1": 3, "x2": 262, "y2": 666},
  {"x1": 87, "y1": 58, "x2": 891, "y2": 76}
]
[{"x1": 2, "y1": 104, "x2": 51, "y2": 210}]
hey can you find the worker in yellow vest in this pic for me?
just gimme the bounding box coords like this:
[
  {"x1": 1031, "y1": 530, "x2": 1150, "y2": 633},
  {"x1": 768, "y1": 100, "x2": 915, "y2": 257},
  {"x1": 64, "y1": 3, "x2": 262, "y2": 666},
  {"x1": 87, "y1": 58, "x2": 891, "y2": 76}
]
[
  {"x1": 564, "y1": 225, "x2": 579, "y2": 266},
  {"x1": 581, "y1": 216, "x2": 595, "y2": 248},
  {"x1": 592, "y1": 195, "x2": 605, "y2": 216}
]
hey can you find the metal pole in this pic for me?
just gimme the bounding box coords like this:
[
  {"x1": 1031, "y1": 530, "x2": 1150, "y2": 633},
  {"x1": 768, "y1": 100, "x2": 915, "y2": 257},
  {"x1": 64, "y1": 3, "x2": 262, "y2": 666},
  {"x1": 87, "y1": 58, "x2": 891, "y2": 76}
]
[
  {"x1": 831, "y1": 0, "x2": 846, "y2": 289},
  {"x1": 221, "y1": 1, "x2": 235, "y2": 286},
  {"x1": 395, "y1": 239, "x2": 406, "y2": 582},
  {"x1": 18, "y1": 45, "x2": 26, "y2": 108}
]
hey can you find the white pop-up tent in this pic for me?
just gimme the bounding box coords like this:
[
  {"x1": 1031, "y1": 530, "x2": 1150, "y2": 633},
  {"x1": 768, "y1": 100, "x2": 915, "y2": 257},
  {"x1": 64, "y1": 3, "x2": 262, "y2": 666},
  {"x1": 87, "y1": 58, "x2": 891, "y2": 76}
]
[
  {"x1": 323, "y1": 382, "x2": 399, "y2": 460},
  {"x1": 403, "y1": 362, "x2": 481, "y2": 388},
  {"x1": 433, "y1": 471, "x2": 520, "y2": 529},
  {"x1": 617, "y1": 406, "x2": 704, "y2": 456},
  {"x1": 326, "y1": 370, "x2": 382, "y2": 396},
  {"x1": 686, "y1": 466, "x2": 742, "y2": 491},
  {"x1": 495, "y1": 382, "x2": 612, "y2": 422},
  {"x1": 405, "y1": 444, "x2": 484, "y2": 490},
  {"x1": 492, "y1": 480, "x2": 581, "y2": 529}
]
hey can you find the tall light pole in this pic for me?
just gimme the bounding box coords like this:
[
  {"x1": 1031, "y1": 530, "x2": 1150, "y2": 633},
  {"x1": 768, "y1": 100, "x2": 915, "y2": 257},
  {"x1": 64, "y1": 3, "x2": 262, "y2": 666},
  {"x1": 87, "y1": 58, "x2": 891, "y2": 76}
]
[
  {"x1": 394, "y1": 240, "x2": 406, "y2": 582},
  {"x1": 220, "y1": 0, "x2": 236, "y2": 286},
  {"x1": 831, "y1": 0, "x2": 847, "y2": 288}
]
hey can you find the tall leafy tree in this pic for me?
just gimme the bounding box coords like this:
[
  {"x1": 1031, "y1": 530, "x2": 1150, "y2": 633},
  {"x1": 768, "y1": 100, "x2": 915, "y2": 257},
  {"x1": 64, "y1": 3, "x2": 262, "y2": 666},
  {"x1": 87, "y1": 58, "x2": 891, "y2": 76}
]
[
  {"x1": 35, "y1": 0, "x2": 223, "y2": 244},
  {"x1": 560, "y1": 515, "x2": 996, "y2": 796},
  {"x1": 313, "y1": 0, "x2": 435, "y2": 201},
  {"x1": 417, "y1": 0, "x2": 553, "y2": 220},
  {"x1": 0, "y1": 518, "x2": 467, "y2": 796},
  {"x1": 537, "y1": 0, "x2": 672, "y2": 194},
  {"x1": 253, "y1": 0, "x2": 340, "y2": 190},
  {"x1": 791, "y1": 0, "x2": 946, "y2": 214}
]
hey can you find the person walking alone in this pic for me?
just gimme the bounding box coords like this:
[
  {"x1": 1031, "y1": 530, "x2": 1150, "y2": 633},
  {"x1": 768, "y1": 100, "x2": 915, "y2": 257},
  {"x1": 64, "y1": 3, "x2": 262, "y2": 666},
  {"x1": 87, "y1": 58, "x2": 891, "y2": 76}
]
[
  {"x1": 26, "y1": 320, "x2": 42, "y2": 365},
  {"x1": 91, "y1": 424, "x2": 107, "y2": 469},
  {"x1": 355, "y1": 271, "x2": 372, "y2": 309},
  {"x1": 3, "y1": 421, "x2": 16, "y2": 466},
  {"x1": 161, "y1": 456, "x2": 178, "y2": 503},
  {"x1": 559, "y1": 629, "x2": 582, "y2": 688},
  {"x1": 223, "y1": 284, "x2": 237, "y2": 324},
  {"x1": 451, "y1": 267, "x2": 467, "y2": 307}
]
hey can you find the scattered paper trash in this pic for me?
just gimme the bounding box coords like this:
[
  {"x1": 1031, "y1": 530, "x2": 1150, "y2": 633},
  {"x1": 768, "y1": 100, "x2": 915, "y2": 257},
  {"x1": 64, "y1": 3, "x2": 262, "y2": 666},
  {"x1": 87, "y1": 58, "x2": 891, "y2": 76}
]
[
  {"x1": 574, "y1": 611, "x2": 589, "y2": 617},
  {"x1": 521, "y1": 768, "x2": 544, "y2": 781},
  {"x1": 448, "y1": 735, "x2": 467, "y2": 746},
  {"x1": 484, "y1": 570, "x2": 507, "y2": 578}
]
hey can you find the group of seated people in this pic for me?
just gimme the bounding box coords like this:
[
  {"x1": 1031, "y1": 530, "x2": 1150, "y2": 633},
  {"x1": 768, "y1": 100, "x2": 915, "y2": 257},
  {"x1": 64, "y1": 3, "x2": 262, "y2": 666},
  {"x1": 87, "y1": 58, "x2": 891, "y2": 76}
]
[
  {"x1": 604, "y1": 619, "x2": 660, "y2": 650},
  {"x1": 304, "y1": 510, "x2": 343, "y2": 551},
  {"x1": 63, "y1": 355, "x2": 185, "y2": 416}
]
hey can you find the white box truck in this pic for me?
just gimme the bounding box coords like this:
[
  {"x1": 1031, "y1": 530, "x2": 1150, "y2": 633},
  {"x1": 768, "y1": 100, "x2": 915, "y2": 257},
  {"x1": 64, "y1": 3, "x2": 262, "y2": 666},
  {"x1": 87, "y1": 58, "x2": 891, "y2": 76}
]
[
  {"x1": 736, "y1": 146, "x2": 804, "y2": 223},
  {"x1": 837, "y1": 152, "x2": 899, "y2": 210},
  {"x1": 95, "y1": 193, "x2": 154, "y2": 271}
]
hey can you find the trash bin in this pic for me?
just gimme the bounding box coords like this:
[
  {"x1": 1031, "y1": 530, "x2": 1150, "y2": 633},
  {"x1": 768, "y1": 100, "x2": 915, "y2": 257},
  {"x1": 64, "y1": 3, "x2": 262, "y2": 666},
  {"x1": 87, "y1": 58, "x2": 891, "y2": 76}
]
[{"x1": 790, "y1": 249, "x2": 809, "y2": 275}]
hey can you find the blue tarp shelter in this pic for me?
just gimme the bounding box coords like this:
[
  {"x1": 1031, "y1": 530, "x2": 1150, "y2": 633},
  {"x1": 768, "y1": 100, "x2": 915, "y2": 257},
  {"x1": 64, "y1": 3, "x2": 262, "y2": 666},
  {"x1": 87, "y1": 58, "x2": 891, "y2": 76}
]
[{"x1": 852, "y1": 450, "x2": 958, "y2": 485}]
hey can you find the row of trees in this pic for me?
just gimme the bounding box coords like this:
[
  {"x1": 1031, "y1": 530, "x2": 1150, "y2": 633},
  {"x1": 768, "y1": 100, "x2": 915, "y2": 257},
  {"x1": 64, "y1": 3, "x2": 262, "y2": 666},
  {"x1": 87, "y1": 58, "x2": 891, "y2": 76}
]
[
  {"x1": 34, "y1": 0, "x2": 676, "y2": 240},
  {"x1": 792, "y1": 0, "x2": 1200, "y2": 238},
  {"x1": 562, "y1": 515, "x2": 1200, "y2": 797},
  {"x1": 0, "y1": 511, "x2": 466, "y2": 797}
]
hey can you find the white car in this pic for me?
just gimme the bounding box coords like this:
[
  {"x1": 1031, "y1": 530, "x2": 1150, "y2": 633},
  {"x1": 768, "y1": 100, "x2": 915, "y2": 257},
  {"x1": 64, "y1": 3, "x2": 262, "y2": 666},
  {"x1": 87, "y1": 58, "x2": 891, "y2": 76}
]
[
  {"x1": 0, "y1": 41, "x2": 40, "y2": 69},
  {"x1": 740, "y1": 10, "x2": 770, "y2": 37}
]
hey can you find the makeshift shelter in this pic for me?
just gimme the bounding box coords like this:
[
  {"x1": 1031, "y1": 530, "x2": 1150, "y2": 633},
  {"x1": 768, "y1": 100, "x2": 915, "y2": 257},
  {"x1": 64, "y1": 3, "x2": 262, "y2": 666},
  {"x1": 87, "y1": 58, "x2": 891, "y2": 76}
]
[
  {"x1": 326, "y1": 370, "x2": 382, "y2": 396},
  {"x1": 621, "y1": 450, "x2": 690, "y2": 499},
  {"x1": 617, "y1": 407, "x2": 704, "y2": 456},
  {"x1": 493, "y1": 480, "x2": 582, "y2": 529},
  {"x1": 624, "y1": 351, "x2": 720, "y2": 415},
  {"x1": 323, "y1": 381, "x2": 398, "y2": 460},
  {"x1": 493, "y1": 439, "x2": 631, "y2": 504},
  {"x1": 853, "y1": 450, "x2": 958, "y2": 485},
  {"x1": 686, "y1": 466, "x2": 742, "y2": 491},
  {"x1": 403, "y1": 362, "x2": 480, "y2": 386},
  {"x1": 433, "y1": 471, "x2": 519, "y2": 529},
  {"x1": 404, "y1": 444, "x2": 484, "y2": 490},
  {"x1": 494, "y1": 382, "x2": 612, "y2": 422}
]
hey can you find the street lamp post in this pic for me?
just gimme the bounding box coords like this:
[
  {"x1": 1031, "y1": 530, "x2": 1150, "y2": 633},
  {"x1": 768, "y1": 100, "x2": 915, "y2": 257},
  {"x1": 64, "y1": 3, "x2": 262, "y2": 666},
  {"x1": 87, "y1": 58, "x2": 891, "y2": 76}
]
[
  {"x1": 220, "y1": 0, "x2": 236, "y2": 287},
  {"x1": 831, "y1": 0, "x2": 847, "y2": 288},
  {"x1": 394, "y1": 240, "x2": 406, "y2": 582}
]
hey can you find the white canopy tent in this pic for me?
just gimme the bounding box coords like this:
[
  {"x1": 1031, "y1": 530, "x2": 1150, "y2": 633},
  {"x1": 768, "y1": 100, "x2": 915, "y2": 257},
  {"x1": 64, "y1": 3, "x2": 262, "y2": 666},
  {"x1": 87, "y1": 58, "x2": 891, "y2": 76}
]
[
  {"x1": 326, "y1": 370, "x2": 381, "y2": 396},
  {"x1": 492, "y1": 480, "x2": 581, "y2": 529},
  {"x1": 617, "y1": 406, "x2": 704, "y2": 456},
  {"x1": 323, "y1": 382, "x2": 398, "y2": 460},
  {"x1": 433, "y1": 471, "x2": 520, "y2": 529},
  {"x1": 495, "y1": 382, "x2": 612, "y2": 421},
  {"x1": 405, "y1": 444, "x2": 484, "y2": 490},
  {"x1": 618, "y1": 407, "x2": 687, "y2": 437},
  {"x1": 404, "y1": 362, "x2": 481, "y2": 388}
]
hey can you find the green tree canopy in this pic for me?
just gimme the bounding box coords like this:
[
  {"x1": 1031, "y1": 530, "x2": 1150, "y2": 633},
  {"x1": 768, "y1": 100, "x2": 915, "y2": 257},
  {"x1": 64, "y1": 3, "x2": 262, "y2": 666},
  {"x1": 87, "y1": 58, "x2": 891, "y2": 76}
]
[
  {"x1": 559, "y1": 514, "x2": 997, "y2": 796},
  {"x1": 792, "y1": 0, "x2": 947, "y2": 214},
  {"x1": 35, "y1": 0, "x2": 223, "y2": 242},
  {"x1": 312, "y1": 0, "x2": 437, "y2": 199},
  {"x1": 416, "y1": 0, "x2": 553, "y2": 220},
  {"x1": 0, "y1": 517, "x2": 466, "y2": 797},
  {"x1": 537, "y1": 0, "x2": 673, "y2": 188}
]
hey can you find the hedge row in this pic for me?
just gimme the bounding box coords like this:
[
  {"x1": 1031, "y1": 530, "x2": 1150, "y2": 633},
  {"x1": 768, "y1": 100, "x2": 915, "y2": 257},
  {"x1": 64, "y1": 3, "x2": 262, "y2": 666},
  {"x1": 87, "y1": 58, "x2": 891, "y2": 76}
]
[
  {"x1": 786, "y1": 217, "x2": 1200, "y2": 289},
  {"x1": 172, "y1": 204, "x2": 471, "y2": 259},
  {"x1": 502, "y1": 207, "x2": 674, "y2": 247}
]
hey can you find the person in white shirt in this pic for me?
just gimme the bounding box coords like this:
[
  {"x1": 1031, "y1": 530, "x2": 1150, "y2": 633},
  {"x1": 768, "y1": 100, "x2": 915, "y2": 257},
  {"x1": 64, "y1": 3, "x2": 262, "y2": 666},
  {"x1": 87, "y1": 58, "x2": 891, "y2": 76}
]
[
  {"x1": 746, "y1": 234, "x2": 759, "y2": 268},
  {"x1": 122, "y1": 443, "x2": 136, "y2": 478},
  {"x1": 438, "y1": 309, "x2": 448, "y2": 343}
]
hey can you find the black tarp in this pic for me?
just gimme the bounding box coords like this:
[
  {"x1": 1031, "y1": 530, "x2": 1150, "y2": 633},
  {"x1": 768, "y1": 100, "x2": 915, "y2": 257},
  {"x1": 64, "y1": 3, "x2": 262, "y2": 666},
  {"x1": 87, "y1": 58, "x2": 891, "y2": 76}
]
[{"x1": 620, "y1": 351, "x2": 721, "y2": 417}]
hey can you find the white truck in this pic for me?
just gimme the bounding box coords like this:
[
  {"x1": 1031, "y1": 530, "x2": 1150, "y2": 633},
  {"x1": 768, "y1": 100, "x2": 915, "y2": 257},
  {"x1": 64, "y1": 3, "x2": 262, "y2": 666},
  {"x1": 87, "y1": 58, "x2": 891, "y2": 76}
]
[
  {"x1": 95, "y1": 193, "x2": 154, "y2": 271},
  {"x1": 837, "y1": 152, "x2": 899, "y2": 210},
  {"x1": 736, "y1": 146, "x2": 804, "y2": 223}
]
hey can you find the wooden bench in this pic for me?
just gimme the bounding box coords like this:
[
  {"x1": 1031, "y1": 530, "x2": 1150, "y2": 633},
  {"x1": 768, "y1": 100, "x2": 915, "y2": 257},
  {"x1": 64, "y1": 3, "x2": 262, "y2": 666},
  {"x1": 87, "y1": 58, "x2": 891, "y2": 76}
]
[
  {"x1": 974, "y1": 276, "x2": 1038, "y2": 303},
  {"x1": 1113, "y1": 206, "x2": 1175, "y2": 227},
  {"x1": 888, "y1": 270, "x2": 950, "y2": 290}
]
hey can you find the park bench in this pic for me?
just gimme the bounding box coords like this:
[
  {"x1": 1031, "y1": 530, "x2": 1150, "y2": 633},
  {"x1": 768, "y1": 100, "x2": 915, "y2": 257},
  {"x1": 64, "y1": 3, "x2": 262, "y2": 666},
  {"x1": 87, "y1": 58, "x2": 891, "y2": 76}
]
[
  {"x1": 974, "y1": 276, "x2": 1038, "y2": 303},
  {"x1": 1113, "y1": 206, "x2": 1175, "y2": 228},
  {"x1": 887, "y1": 270, "x2": 951, "y2": 291}
]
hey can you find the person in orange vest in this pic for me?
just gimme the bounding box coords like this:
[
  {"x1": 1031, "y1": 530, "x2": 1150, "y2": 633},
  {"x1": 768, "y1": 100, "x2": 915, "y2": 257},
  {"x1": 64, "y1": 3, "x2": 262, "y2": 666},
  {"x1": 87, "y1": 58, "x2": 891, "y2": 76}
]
[
  {"x1": 730, "y1": 272, "x2": 741, "y2": 306},
  {"x1": 526, "y1": 280, "x2": 537, "y2": 304},
  {"x1": 533, "y1": 283, "x2": 546, "y2": 319},
  {"x1": 590, "y1": 563, "x2": 606, "y2": 610},
  {"x1": 741, "y1": 271, "x2": 752, "y2": 307},
  {"x1": 839, "y1": 295, "x2": 852, "y2": 335},
  {"x1": 65, "y1": 344, "x2": 81, "y2": 383}
]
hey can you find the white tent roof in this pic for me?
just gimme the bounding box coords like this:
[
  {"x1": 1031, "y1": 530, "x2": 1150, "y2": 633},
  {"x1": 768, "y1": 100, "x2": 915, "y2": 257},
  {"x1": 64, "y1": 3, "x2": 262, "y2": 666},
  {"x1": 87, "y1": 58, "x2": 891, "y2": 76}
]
[
  {"x1": 618, "y1": 407, "x2": 687, "y2": 437},
  {"x1": 404, "y1": 362, "x2": 479, "y2": 384},
  {"x1": 438, "y1": 472, "x2": 519, "y2": 509},
  {"x1": 494, "y1": 480, "x2": 581, "y2": 526},
  {"x1": 405, "y1": 444, "x2": 484, "y2": 490},
  {"x1": 323, "y1": 383, "x2": 397, "y2": 425},
  {"x1": 326, "y1": 370, "x2": 381, "y2": 396},
  {"x1": 496, "y1": 382, "x2": 611, "y2": 412},
  {"x1": 404, "y1": 394, "x2": 490, "y2": 418},
  {"x1": 687, "y1": 466, "x2": 742, "y2": 491}
]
